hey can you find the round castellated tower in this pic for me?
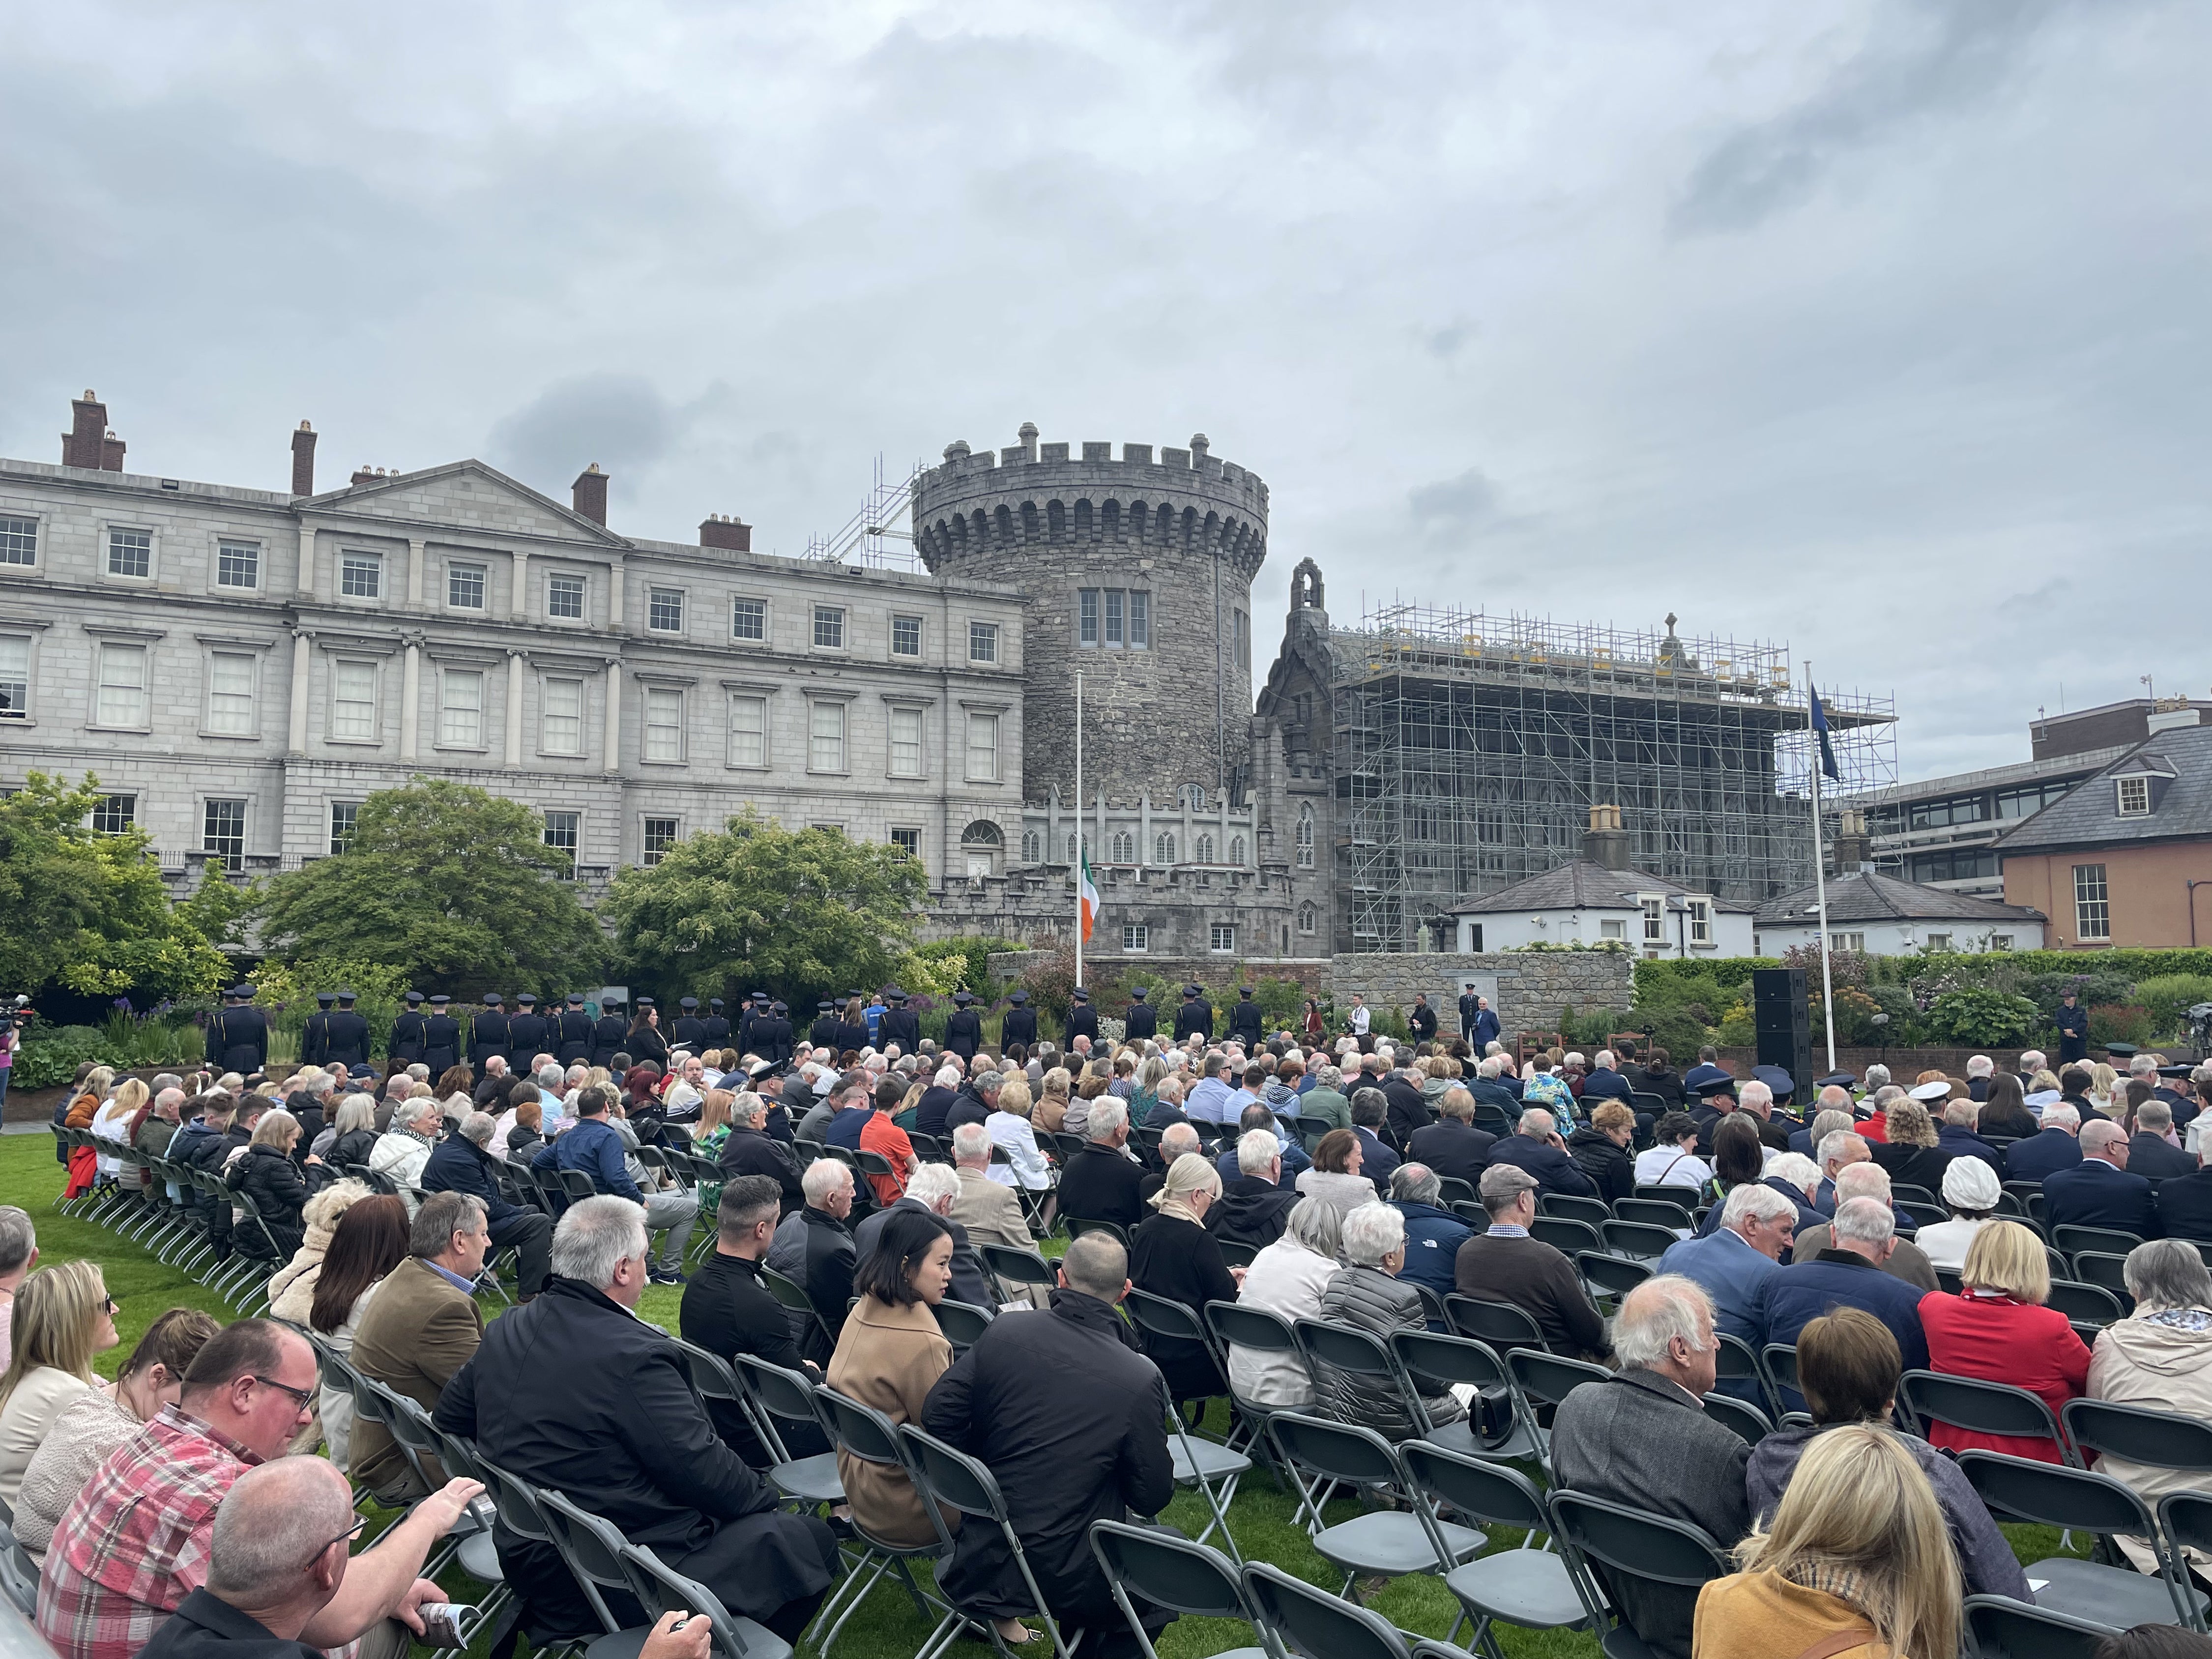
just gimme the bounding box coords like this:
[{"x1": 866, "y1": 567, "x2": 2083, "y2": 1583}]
[{"x1": 912, "y1": 423, "x2": 1268, "y2": 811}]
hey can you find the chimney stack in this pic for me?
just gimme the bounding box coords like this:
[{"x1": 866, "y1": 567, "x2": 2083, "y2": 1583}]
[
  {"x1": 291, "y1": 421, "x2": 317, "y2": 496},
  {"x1": 1831, "y1": 809, "x2": 1873, "y2": 875},
  {"x1": 572, "y1": 464, "x2": 608, "y2": 525},
  {"x1": 62, "y1": 390, "x2": 116, "y2": 470},
  {"x1": 349, "y1": 465, "x2": 379, "y2": 486},
  {"x1": 1583, "y1": 803, "x2": 1632, "y2": 872},
  {"x1": 699, "y1": 514, "x2": 751, "y2": 552}
]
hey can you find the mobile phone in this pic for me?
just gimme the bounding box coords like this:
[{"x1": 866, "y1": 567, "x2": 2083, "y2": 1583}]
[{"x1": 420, "y1": 1604, "x2": 476, "y2": 1646}]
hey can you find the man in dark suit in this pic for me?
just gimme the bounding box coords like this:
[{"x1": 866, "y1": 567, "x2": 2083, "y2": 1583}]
[
  {"x1": 2156, "y1": 1161, "x2": 2212, "y2": 1242},
  {"x1": 944, "y1": 990, "x2": 983, "y2": 1061},
  {"x1": 588, "y1": 996, "x2": 628, "y2": 1069},
  {"x1": 467, "y1": 993, "x2": 511, "y2": 1070},
  {"x1": 807, "y1": 1000, "x2": 841, "y2": 1050},
  {"x1": 700, "y1": 997, "x2": 732, "y2": 1050},
  {"x1": 998, "y1": 990, "x2": 1037, "y2": 1050},
  {"x1": 1407, "y1": 1088, "x2": 1497, "y2": 1188},
  {"x1": 2129, "y1": 1101, "x2": 2198, "y2": 1179},
  {"x1": 1349, "y1": 1091, "x2": 1401, "y2": 1195},
  {"x1": 1549, "y1": 1277, "x2": 1750, "y2": 1659},
  {"x1": 206, "y1": 984, "x2": 271, "y2": 1076},
  {"x1": 1172, "y1": 984, "x2": 1213, "y2": 1043},
  {"x1": 672, "y1": 996, "x2": 707, "y2": 1051},
  {"x1": 877, "y1": 988, "x2": 922, "y2": 1056},
  {"x1": 301, "y1": 993, "x2": 334, "y2": 1066},
  {"x1": 1228, "y1": 987, "x2": 1266, "y2": 1048},
  {"x1": 324, "y1": 990, "x2": 371, "y2": 1072},
  {"x1": 1761, "y1": 1199, "x2": 1931, "y2": 1393},
  {"x1": 1053, "y1": 1102, "x2": 1159, "y2": 1230},
  {"x1": 1479, "y1": 1106, "x2": 1596, "y2": 1198},
  {"x1": 388, "y1": 990, "x2": 428, "y2": 1065},
  {"x1": 2043, "y1": 1119, "x2": 2160, "y2": 1237},
  {"x1": 2056, "y1": 991, "x2": 2090, "y2": 1066},
  {"x1": 1580, "y1": 1051, "x2": 1634, "y2": 1105},
  {"x1": 1380, "y1": 1065, "x2": 1431, "y2": 1152},
  {"x1": 681, "y1": 1174, "x2": 829, "y2": 1461},
  {"x1": 2006, "y1": 1103, "x2": 2086, "y2": 1182},
  {"x1": 757, "y1": 1001, "x2": 795, "y2": 1067},
  {"x1": 554, "y1": 993, "x2": 595, "y2": 1065},
  {"x1": 506, "y1": 993, "x2": 550, "y2": 1063},
  {"x1": 1122, "y1": 987, "x2": 1158, "y2": 1041},
  {"x1": 1063, "y1": 988, "x2": 1100, "y2": 1049},
  {"x1": 1404, "y1": 993, "x2": 1437, "y2": 1045}
]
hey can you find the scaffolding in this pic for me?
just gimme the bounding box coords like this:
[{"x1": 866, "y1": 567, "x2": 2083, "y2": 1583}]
[
  {"x1": 805, "y1": 454, "x2": 928, "y2": 570},
  {"x1": 1334, "y1": 602, "x2": 1897, "y2": 950}
]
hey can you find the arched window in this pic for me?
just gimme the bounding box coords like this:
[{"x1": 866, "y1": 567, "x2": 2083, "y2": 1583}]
[
  {"x1": 1066, "y1": 832, "x2": 1079, "y2": 863},
  {"x1": 1110, "y1": 831, "x2": 1134, "y2": 864},
  {"x1": 1297, "y1": 805, "x2": 1315, "y2": 868},
  {"x1": 1229, "y1": 835, "x2": 1246, "y2": 866},
  {"x1": 1195, "y1": 833, "x2": 1215, "y2": 864},
  {"x1": 1020, "y1": 830, "x2": 1040, "y2": 864},
  {"x1": 1154, "y1": 831, "x2": 1177, "y2": 865},
  {"x1": 1184, "y1": 784, "x2": 1206, "y2": 812},
  {"x1": 1299, "y1": 902, "x2": 1317, "y2": 935}
]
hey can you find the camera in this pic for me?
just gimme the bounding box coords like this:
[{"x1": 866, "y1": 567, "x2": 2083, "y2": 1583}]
[{"x1": 7, "y1": 996, "x2": 29, "y2": 1031}]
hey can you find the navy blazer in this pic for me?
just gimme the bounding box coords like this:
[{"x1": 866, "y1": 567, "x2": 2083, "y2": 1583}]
[
  {"x1": 1659, "y1": 1226, "x2": 1780, "y2": 1347},
  {"x1": 2042, "y1": 1159, "x2": 2159, "y2": 1239},
  {"x1": 1484, "y1": 1132, "x2": 1597, "y2": 1199},
  {"x1": 2156, "y1": 1169, "x2": 2212, "y2": 1243},
  {"x1": 2127, "y1": 1134, "x2": 2198, "y2": 1181},
  {"x1": 2005, "y1": 1127, "x2": 2084, "y2": 1183},
  {"x1": 1936, "y1": 1125, "x2": 2007, "y2": 1176},
  {"x1": 1759, "y1": 1251, "x2": 1930, "y2": 1395}
]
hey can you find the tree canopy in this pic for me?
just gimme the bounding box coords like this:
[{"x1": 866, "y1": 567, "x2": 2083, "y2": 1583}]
[
  {"x1": 602, "y1": 810, "x2": 928, "y2": 1006},
  {"x1": 254, "y1": 777, "x2": 604, "y2": 991},
  {"x1": 0, "y1": 771, "x2": 232, "y2": 998}
]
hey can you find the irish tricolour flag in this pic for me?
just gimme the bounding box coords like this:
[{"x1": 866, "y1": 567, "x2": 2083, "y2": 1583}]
[{"x1": 1077, "y1": 847, "x2": 1099, "y2": 943}]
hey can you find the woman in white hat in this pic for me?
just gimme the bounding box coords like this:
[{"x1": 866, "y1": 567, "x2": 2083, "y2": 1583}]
[{"x1": 1913, "y1": 1156, "x2": 2003, "y2": 1272}]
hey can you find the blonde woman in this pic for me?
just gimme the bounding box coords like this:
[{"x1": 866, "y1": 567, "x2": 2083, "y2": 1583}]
[
  {"x1": 90, "y1": 1078, "x2": 148, "y2": 1180},
  {"x1": 985, "y1": 1077, "x2": 1053, "y2": 1195},
  {"x1": 0, "y1": 1260, "x2": 119, "y2": 1511},
  {"x1": 1694, "y1": 1423, "x2": 1957, "y2": 1659},
  {"x1": 1129, "y1": 1154, "x2": 1240, "y2": 1412},
  {"x1": 2089, "y1": 1062, "x2": 2122, "y2": 1115},
  {"x1": 1919, "y1": 1220, "x2": 2087, "y2": 1464}
]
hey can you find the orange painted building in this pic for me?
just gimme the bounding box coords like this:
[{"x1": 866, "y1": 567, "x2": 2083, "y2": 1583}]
[{"x1": 1997, "y1": 720, "x2": 2212, "y2": 948}]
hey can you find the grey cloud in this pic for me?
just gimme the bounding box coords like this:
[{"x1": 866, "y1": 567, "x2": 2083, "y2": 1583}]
[
  {"x1": 1408, "y1": 466, "x2": 1504, "y2": 531},
  {"x1": 487, "y1": 376, "x2": 677, "y2": 504},
  {"x1": 1672, "y1": 0, "x2": 2077, "y2": 235}
]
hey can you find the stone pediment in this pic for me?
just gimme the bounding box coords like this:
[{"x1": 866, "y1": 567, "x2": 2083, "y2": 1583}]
[{"x1": 310, "y1": 461, "x2": 627, "y2": 549}]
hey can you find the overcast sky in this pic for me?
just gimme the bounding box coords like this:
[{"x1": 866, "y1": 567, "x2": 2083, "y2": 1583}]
[{"x1": 5, "y1": 0, "x2": 2204, "y2": 784}]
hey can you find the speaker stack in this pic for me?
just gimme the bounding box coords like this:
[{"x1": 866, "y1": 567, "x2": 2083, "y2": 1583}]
[{"x1": 1751, "y1": 966, "x2": 1812, "y2": 1095}]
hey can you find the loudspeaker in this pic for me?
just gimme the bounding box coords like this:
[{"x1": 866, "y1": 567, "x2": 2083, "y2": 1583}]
[{"x1": 1751, "y1": 967, "x2": 1812, "y2": 1093}]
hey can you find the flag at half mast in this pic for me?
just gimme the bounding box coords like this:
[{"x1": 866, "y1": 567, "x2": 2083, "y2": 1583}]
[
  {"x1": 1809, "y1": 683, "x2": 1841, "y2": 783},
  {"x1": 1077, "y1": 845, "x2": 1099, "y2": 943}
]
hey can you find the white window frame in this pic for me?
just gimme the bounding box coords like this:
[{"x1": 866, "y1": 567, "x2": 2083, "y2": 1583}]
[
  {"x1": 727, "y1": 693, "x2": 769, "y2": 770},
  {"x1": 969, "y1": 620, "x2": 999, "y2": 664},
  {"x1": 91, "y1": 793, "x2": 136, "y2": 834},
  {"x1": 328, "y1": 800, "x2": 361, "y2": 855},
  {"x1": 1110, "y1": 831, "x2": 1135, "y2": 864},
  {"x1": 215, "y1": 540, "x2": 261, "y2": 591},
  {"x1": 0, "y1": 632, "x2": 33, "y2": 721},
  {"x1": 1122, "y1": 923, "x2": 1150, "y2": 953},
  {"x1": 1600, "y1": 919, "x2": 1627, "y2": 940},
  {"x1": 1155, "y1": 831, "x2": 1177, "y2": 865},
  {"x1": 203, "y1": 798, "x2": 247, "y2": 870},
  {"x1": 0, "y1": 514, "x2": 38, "y2": 569},
  {"x1": 446, "y1": 560, "x2": 488, "y2": 612},
  {"x1": 546, "y1": 572, "x2": 587, "y2": 622},
  {"x1": 640, "y1": 816, "x2": 680, "y2": 868},
  {"x1": 812, "y1": 605, "x2": 845, "y2": 651},
  {"x1": 731, "y1": 596, "x2": 767, "y2": 642},
  {"x1": 1924, "y1": 932, "x2": 1952, "y2": 953},
  {"x1": 1639, "y1": 895, "x2": 1665, "y2": 944},
  {"x1": 2116, "y1": 775, "x2": 2151, "y2": 817},
  {"x1": 1687, "y1": 898, "x2": 1713, "y2": 946},
  {"x1": 964, "y1": 711, "x2": 999, "y2": 784},
  {"x1": 93, "y1": 640, "x2": 151, "y2": 730},
  {"x1": 642, "y1": 685, "x2": 686, "y2": 763},
  {"x1": 888, "y1": 704, "x2": 926, "y2": 779},
  {"x1": 807, "y1": 697, "x2": 848, "y2": 774},
  {"x1": 1298, "y1": 903, "x2": 1317, "y2": 936},
  {"x1": 543, "y1": 810, "x2": 581, "y2": 873},
  {"x1": 890, "y1": 827, "x2": 922, "y2": 864},
  {"x1": 339, "y1": 550, "x2": 383, "y2": 601},
  {"x1": 1209, "y1": 922, "x2": 1236, "y2": 954},
  {"x1": 1195, "y1": 832, "x2": 1215, "y2": 864},
  {"x1": 1296, "y1": 804, "x2": 1315, "y2": 868},
  {"x1": 105, "y1": 525, "x2": 154, "y2": 582},
  {"x1": 539, "y1": 675, "x2": 585, "y2": 757},
  {"x1": 329, "y1": 657, "x2": 380, "y2": 745},
  {"x1": 1020, "y1": 830, "x2": 1041, "y2": 864},
  {"x1": 2073, "y1": 863, "x2": 2110, "y2": 941},
  {"x1": 1829, "y1": 931, "x2": 1867, "y2": 953},
  {"x1": 204, "y1": 649, "x2": 260, "y2": 738},
  {"x1": 890, "y1": 614, "x2": 923, "y2": 658},
  {"x1": 648, "y1": 587, "x2": 686, "y2": 635},
  {"x1": 437, "y1": 667, "x2": 487, "y2": 750}
]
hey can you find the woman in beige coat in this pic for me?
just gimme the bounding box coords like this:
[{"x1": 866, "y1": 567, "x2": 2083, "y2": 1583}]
[
  {"x1": 2088, "y1": 1239, "x2": 2212, "y2": 1572},
  {"x1": 826, "y1": 1207, "x2": 958, "y2": 1552}
]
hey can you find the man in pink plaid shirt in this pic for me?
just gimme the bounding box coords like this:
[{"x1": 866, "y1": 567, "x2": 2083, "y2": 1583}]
[{"x1": 39, "y1": 1319, "x2": 477, "y2": 1659}]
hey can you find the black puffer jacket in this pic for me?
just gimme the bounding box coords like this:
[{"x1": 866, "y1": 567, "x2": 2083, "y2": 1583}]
[
  {"x1": 1568, "y1": 1125, "x2": 1636, "y2": 1204},
  {"x1": 328, "y1": 1127, "x2": 379, "y2": 1172},
  {"x1": 231, "y1": 1142, "x2": 309, "y2": 1258}
]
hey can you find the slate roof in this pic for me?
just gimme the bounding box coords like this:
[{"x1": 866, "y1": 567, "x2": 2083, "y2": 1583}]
[
  {"x1": 1753, "y1": 869, "x2": 2046, "y2": 928},
  {"x1": 1449, "y1": 859, "x2": 1756, "y2": 915},
  {"x1": 1994, "y1": 723, "x2": 2212, "y2": 855}
]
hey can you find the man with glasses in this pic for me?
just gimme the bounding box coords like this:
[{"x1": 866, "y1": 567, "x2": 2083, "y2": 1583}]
[{"x1": 40, "y1": 1320, "x2": 478, "y2": 1659}]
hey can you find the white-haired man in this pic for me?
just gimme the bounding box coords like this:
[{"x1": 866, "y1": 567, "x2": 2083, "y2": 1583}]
[
  {"x1": 1734, "y1": 1079, "x2": 1792, "y2": 1154},
  {"x1": 1549, "y1": 1277, "x2": 1750, "y2": 1659},
  {"x1": 1762, "y1": 1197, "x2": 1929, "y2": 1389},
  {"x1": 1789, "y1": 1162, "x2": 1938, "y2": 1292},
  {"x1": 766, "y1": 1159, "x2": 857, "y2": 1367},
  {"x1": 946, "y1": 1122, "x2": 1039, "y2": 1260},
  {"x1": 1966, "y1": 1053, "x2": 1996, "y2": 1101},
  {"x1": 1054, "y1": 1100, "x2": 1156, "y2": 1231},
  {"x1": 854, "y1": 1161, "x2": 994, "y2": 1305},
  {"x1": 1658, "y1": 1183, "x2": 1795, "y2": 1362},
  {"x1": 2007, "y1": 1098, "x2": 2086, "y2": 1182},
  {"x1": 437, "y1": 1197, "x2": 840, "y2": 1646},
  {"x1": 1482, "y1": 1107, "x2": 1596, "y2": 1199},
  {"x1": 1210, "y1": 1129, "x2": 1302, "y2": 1252}
]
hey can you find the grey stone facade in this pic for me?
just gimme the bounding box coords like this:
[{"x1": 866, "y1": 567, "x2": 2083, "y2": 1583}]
[
  {"x1": 0, "y1": 396, "x2": 1026, "y2": 889},
  {"x1": 1329, "y1": 952, "x2": 1636, "y2": 1040}
]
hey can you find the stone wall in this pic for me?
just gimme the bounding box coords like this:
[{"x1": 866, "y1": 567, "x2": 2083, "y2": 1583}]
[
  {"x1": 984, "y1": 949, "x2": 1331, "y2": 995},
  {"x1": 1330, "y1": 953, "x2": 1635, "y2": 1037}
]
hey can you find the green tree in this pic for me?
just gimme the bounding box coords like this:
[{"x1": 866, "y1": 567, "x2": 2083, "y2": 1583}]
[
  {"x1": 0, "y1": 771, "x2": 230, "y2": 998},
  {"x1": 603, "y1": 811, "x2": 927, "y2": 1005},
  {"x1": 254, "y1": 777, "x2": 604, "y2": 990}
]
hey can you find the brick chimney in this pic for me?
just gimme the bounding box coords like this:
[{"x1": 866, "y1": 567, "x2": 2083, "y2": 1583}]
[
  {"x1": 1831, "y1": 809, "x2": 1874, "y2": 875},
  {"x1": 62, "y1": 391, "x2": 114, "y2": 469},
  {"x1": 699, "y1": 514, "x2": 751, "y2": 552},
  {"x1": 572, "y1": 464, "x2": 608, "y2": 525},
  {"x1": 100, "y1": 433, "x2": 126, "y2": 470},
  {"x1": 1583, "y1": 803, "x2": 1632, "y2": 872},
  {"x1": 291, "y1": 422, "x2": 317, "y2": 496},
  {"x1": 349, "y1": 465, "x2": 380, "y2": 485}
]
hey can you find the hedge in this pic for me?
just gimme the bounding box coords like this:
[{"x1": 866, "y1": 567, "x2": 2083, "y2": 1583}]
[{"x1": 1633, "y1": 949, "x2": 2212, "y2": 1004}]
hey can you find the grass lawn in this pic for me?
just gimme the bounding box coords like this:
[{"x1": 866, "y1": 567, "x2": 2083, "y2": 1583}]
[{"x1": 1, "y1": 1134, "x2": 2090, "y2": 1659}]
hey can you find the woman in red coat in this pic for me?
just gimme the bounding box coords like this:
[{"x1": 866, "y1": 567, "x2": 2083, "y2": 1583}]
[{"x1": 1918, "y1": 1220, "x2": 2090, "y2": 1463}]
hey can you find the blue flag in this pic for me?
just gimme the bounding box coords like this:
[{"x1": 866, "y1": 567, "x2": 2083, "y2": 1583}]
[{"x1": 1809, "y1": 684, "x2": 1841, "y2": 783}]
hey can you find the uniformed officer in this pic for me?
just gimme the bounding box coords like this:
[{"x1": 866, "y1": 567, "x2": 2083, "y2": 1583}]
[
  {"x1": 422, "y1": 995, "x2": 462, "y2": 1075},
  {"x1": 1458, "y1": 983, "x2": 1484, "y2": 1041},
  {"x1": 945, "y1": 989, "x2": 983, "y2": 1061},
  {"x1": 301, "y1": 993, "x2": 335, "y2": 1067},
  {"x1": 1407, "y1": 993, "x2": 1438, "y2": 1045},
  {"x1": 555, "y1": 993, "x2": 595, "y2": 1065},
  {"x1": 506, "y1": 993, "x2": 550, "y2": 1062},
  {"x1": 205, "y1": 984, "x2": 270, "y2": 1076},
  {"x1": 324, "y1": 990, "x2": 371, "y2": 1072},
  {"x1": 1000, "y1": 990, "x2": 1038, "y2": 1050},
  {"x1": 468, "y1": 992, "x2": 511, "y2": 1069},
  {"x1": 1064, "y1": 987, "x2": 1101, "y2": 1048},
  {"x1": 2057, "y1": 990, "x2": 2091, "y2": 1066},
  {"x1": 590, "y1": 996, "x2": 628, "y2": 1069},
  {"x1": 673, "y1": 996, "x2": 707, "y2": 1051},
  {"x1": 808, "y1": 1000, "x2": 842, "y2": 1050},
  {"x1": 1123, "y1": 986, "x2": 1158, "y2": 1041},
  {"x1": 1173, "y1": 983, "x2": 1215, "y2": 1043},
  {"x1": 878, "y1": 988, "x2": 921, "y2": 1056},
  {"x1": 760, "y1": 1000, "x2": 794, "y2": 1067},
  {"x1": 737, "y1": 991, "x2": 769, "y2": 1057},
  {"x1": 1228, "y1": 986, "x2": 1265, "y2": 1048},
  {"x1": 389, "y1": 991, "x2": 428, "y2": 1065},
  {"x1": 701, "y1": 997, "x2": 732, "y2": 1049}
]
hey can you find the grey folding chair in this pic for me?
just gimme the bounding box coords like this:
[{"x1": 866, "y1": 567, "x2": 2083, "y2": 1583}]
[
  {"x1": 809, "y1": 1386, "x2": 966, "y2": 1659},
  {"x1": 1962, "y1": 1594, "x2": 2120, "y2": 1659},
  {"x1": 1549, "y1": 1490, "x2": 1732, "y2": 1659},
  {"x1": 1958, "y1": 1450, "x2": 2206, "y2": 1632},
  {"x1": 728, "y1": 1355, "x2": 845, "y2": 1512},
  {"x1": 1262, "y1": 1412, "x2": 1484, "y2": 1600},
  {"x1": 902, "y1": 1424, "x2": 1077, "y2": 1659},
  {"x1": 1087, "y1": 1520, "x2": 1274, "y2": 1659},
  {"x1": 1401, "y1": 1441, "x2": 1591, "y2": 1659},
  {"x1": 1241, "y1": 1561, "x2": 1478, "y2": 1659},
  {"x1": 615, "y1": 1537, "x2": 794, "y2": 1659}
]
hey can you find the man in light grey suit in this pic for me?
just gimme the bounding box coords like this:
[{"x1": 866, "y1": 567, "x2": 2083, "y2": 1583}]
[{"x1": 1549, "y1": 1276, "x2": 1751, "y2": 1659}]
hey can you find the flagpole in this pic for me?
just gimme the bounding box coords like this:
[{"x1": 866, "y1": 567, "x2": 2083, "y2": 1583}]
[
  {"x1": 1806, "y1": 661, "x2": 1837, "y2": 1075},
  {"x1": 1074, "y1": 670, "x2": 1084, "y2": 991}
]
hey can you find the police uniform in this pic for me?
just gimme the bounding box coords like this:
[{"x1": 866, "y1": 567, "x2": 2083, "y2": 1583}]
[
  {"x1": 809, "y1": 1002, "x2": 842, "y2": 1050},
  {"x1": 507, "y1": 995, "x2": 550, "y2": 1061},
  {"x1": 758, "y1": 1002, "x2": 794, "y2": 1067},
  {"x1": 1173, "y1": 987, "x2": 1215, "y2": 1043},
  {"x1": 945, "y1": 992, "x2": 983, "y2": 1061},
  {"x1": 589, "y1": 1000, "x2": 628, "y2": 1069},
  {"x1": 389, "y1": 993, "x2": 428, "y2": 1064},
  {"x1": 672, "y1": 997, "x2": 707, "y2": 1051},
  {"x1": 554, "y1": 996, "x2": 595, "y2": 1065},
  {"x1": 324, "y1": 995, "x2": 371, "y2": 1071},
  {"x1": 301, "y1": 995, "x2": 335, "y2": 1066},
  {"x1": 701, "y1": 998, "x2": 732, "y2": 1049},
  {"x1": 1123, "y1": 990, "x2": 1158, "y2": 1041},
  {"x1": 204, "y1": 986, "x2": 270, "y2": 1075},
  {"x1": 878, "y1": 991, "x2": 921, "y2": 1055},
  {"x1": 2057, "y1": 999, "x2": 2090, "y2": 1065},
  {"x1": 1228, "y1": 990, "x2": 1264, "y2": 1048},
  {"x1": 1064, "y1": 991, "x2": 1100, "y2": 1048},
  {"x1": 1458, "y1": 990, "x2": 1483, "y2": 1040},
  {"x1": 1000, "y1": 992, "x2": 1038, "y2": 1049},
  {"x1": 468, "y1": 994, "x2": 512, "y2": 1069},
  {"x1": 421, "y1": 997, "x2": 462, "y2": 1075}
]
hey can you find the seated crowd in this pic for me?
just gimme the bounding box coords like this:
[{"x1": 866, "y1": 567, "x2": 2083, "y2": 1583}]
[{"x1": 27, "y1": 1015, "x2": 2212, "y2": 1659}]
